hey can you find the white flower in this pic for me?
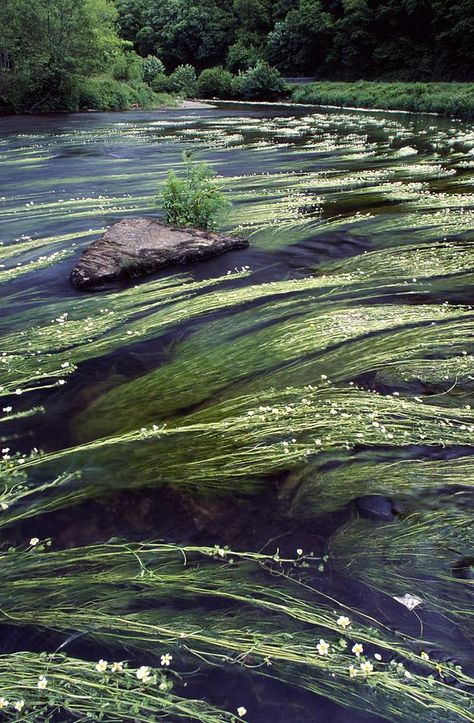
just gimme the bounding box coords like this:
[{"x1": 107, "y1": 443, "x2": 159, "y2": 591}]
[
  {"x1": 404, "y1": 670, "x2": 412, "y2": 679},
  {"x1": 14, "y1": 700, "x2": 25, "y2": 712},
  {"x1": 95, "y1": 659, "x2": 108, "y2": 673},
  {"x1": 37, "y1": 675, "x2": 48, "y2": 690},
  {"x1": 60, "y1": 362, "x2": 70, "y2": 368},
  {"x1": 336, "y1": 616, "x2": 351, "y2": 629},
  {"x1": 374, "y1": 653, "x2": 382, "y2": 661},
  {"x1": 136, "y1": 665, "x2": 151, "y2": 682},
  {"x1": 352, "y1": 643, "x2": 363, "y2": 657},
  {"x1": 111, "y1": 662, "x2": 124, "y2": 673},
  {"x1": 420, "y1": 651, "x2": 430, "y2": 661},
  {"x1": 0, "y1": 698, "x2": 9, "y2": 709},
  {"x1": 360, "y1": 661, "x2": 373, "y2": 675},
  {"x1": 237, "y1": 707, "x2": 247, "y2": 717},
  {"x1": 296, "y1": 548, "x2": 303, "y2": 556},
  {"x1": 160, "y1": 653, "x2": 172, "y2": 667},
  {"x1": 29, "y1": 537, "x2": 39, "y2": 546},
  {"x1": 349, "y1": 666, "x2": 357, "y2": 678},
  {"x1": 316, "y1": 639, "x2": 329, "y2": 656},
  {"x1": 2, "y1": 407, "x2": 12, "y2": 413}
]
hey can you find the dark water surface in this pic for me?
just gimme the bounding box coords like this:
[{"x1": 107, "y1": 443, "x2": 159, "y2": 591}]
[{"x1": 1, "y1": 104, "x2": 474, "y2": 722}]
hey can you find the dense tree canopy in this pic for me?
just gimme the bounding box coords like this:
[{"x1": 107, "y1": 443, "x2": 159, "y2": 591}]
[
  {"x1": 0, "y1": 0, "x2": 472, "y2": 113},
  {"x1": 116, "y1": 0, "x2": 474, "y2": 79},
  {"x1": 0, "y1": 0, "x2": 126, "y2": 108}
]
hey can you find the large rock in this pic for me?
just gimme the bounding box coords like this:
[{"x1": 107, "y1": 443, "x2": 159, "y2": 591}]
[{"x1": 70, "y1": 217, "x2": 248, "y2": 289}]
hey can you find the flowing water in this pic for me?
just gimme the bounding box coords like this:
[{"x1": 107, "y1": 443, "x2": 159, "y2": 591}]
[{"x1": 1, "y1": 103, "x2": 474, "y2": 722}]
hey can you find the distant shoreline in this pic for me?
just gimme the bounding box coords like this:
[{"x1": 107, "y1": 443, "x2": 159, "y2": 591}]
[{"x1": 289, "y1": 81, "x2": 474, "y2": 121}]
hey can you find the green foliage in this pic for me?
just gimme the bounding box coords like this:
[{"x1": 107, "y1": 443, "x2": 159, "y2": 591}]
[
  {"x1": 197, "y1": 67, "x2": 233, "y2": 99},
  {"x1": 77, "y1": 77, "x2": 134, "y2": 110},
  {"x1": 226, "y1": 41, "x2": 262, "y2": 73},
  {"x1": 75, "y1": 77, "x2": 173, "y2": 111},
  {"x1": 233, "y1": 60, "x2": 285, "y2": 100},
  {"x1": 150, "y1": 72, "x2": 174, "y2": 93},
  {"x1": 141, "y1": 54, "x2": 166, "y2": 84},
  {"x1": 169, "y1": 64, "x2": 198, "y2": 97},
  {"x1": 0, "y1": 0, "x2": 126, "y2": 111},
  {"x1": 117, "y1": 0, "x2": 234, "y2": 71},
  {"x1": 161, "y1": 152, "x2": 231, "y2": 230},
  {"x1": 111, "y1": 46, "x2": 144, "y2": 83},
  {"x1": 115, "y1": 0, "x2": 474, "y2": 82},
  {"x1": 292, "y1": 81, "x2": 474, "y2": 120},
  {"x1": 267, "y1": 0, "x2": 333, "y2": 74},
  {"x1": 0, "y1": 0, "x2": 177, "y2": 113}
]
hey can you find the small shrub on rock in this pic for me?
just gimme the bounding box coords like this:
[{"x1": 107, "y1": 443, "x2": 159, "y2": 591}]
[{"x1": 161, "y1": 151, "x2": 231, "y2": 230}]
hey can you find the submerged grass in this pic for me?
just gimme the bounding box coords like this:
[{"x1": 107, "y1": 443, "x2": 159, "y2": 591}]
[
  {"x1": 0, "y1": 651, "x2": 237, "y2": 722},
  {"x1": 330, "y1": 507, "x2": 474, "y2": 633},
  {"x1": 283, "y1": 454, "x2": 474, "y2": 516},
  {"x1": 1, "y1": 107, "x2": 474, "y2": 722},
  {"x1": 1, "y1": 542, "x2": 473, "y2": 722}
]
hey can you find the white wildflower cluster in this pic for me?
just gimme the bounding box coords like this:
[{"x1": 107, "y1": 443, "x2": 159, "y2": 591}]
[
  {"x1": 226, "y1": 265, "x2": 251, "y2": 275},
  {"x1": 138, "y1": 423, "x2": 164, "y2": 440},
  {"x1": 0, "y1": 697, "x2": 25, "y2": 712}
]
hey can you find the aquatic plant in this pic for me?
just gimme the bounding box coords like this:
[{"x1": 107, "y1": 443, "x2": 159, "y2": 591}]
[
  {"x1": 282, "y1": 454, "x2": 474, "y2": 516},
  {"x1": 2, "y1": 104, "x2": 474, "y2": 723},
  {"x1": 330, "y1": 506, "x2": 474, "y2": 633},
  {"x1": 1, "y1": 541, "x2": 473, "y2": 722},
  {"x1": 0, "y1": 651, "x2": 236, "y2": 722}
]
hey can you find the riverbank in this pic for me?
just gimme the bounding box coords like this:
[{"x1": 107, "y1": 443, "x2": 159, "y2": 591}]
[{"x1": 291, "y1": 82, "x2": 474, "y2": 120}]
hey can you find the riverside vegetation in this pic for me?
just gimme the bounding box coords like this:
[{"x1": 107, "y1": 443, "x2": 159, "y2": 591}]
[
  {"x1": 2, "y1": 0, "x2": 474, "y2": 117},
  {"x1": 1, "y1": 96, "x2": 474, "y2": 720}
]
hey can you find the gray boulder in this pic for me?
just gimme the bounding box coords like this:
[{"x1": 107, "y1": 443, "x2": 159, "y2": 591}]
[{"x1": 70, "y1": 217, "x2": 248, "y2": 289}]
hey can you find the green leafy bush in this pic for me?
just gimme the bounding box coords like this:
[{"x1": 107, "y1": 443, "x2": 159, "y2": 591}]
[
  {"x1": 76, "y1": 78, "x2": 133, "y2": 110},
  {"x1": 169, "y1": 64, "x2": 197, "y2": 98},
  {"x1": 75, "y1": 77, "x2": 174, "y2": 111},
  {"x1": 112, "y1": 48, "x2": 143, "y2": 83},
  {"x1": 161, "y1": 152, "x2": 231, "y2": 230},
  {"x1": 226, "y1": 42, "x2": 262, "y2": 73},
  {"x1": 141, "y1": 55, "x2": 166, "y2": 84},
  {"x1": 197, "y1": 67, "x2": 233, "y2": 99},
  {"x1": 150, "y1": 73, "x2": 173, "y2": 93},
  {"x1": 234, "y1": 60, "x2": 285, "y2": 100}
]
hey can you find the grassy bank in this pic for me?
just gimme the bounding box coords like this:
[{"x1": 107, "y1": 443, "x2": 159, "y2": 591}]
[
  {"x1": 291, "y1": 82, "x2": 474, "y2": 119},
  {"x1": 74, "y1": 77, "x2": 178, "y2": 112},
  {"x1": 0, "y1": 76, "x2": 178, "y2": 115}
]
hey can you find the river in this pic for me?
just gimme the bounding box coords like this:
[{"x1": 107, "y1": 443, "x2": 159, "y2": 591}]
[{"x1": 0, "y1": 104, "x2": 473, "y2": 722}]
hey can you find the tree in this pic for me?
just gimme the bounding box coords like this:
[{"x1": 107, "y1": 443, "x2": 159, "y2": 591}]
[
  {"x1": 328, "y1": 0, "x2": 374, "y2": 77},
  {"x1": 267, "y1": 0, "x2": 333, "y2": 74},
  {"x1": 0, "y1": 0, "x2": 124, "y2": 110}
]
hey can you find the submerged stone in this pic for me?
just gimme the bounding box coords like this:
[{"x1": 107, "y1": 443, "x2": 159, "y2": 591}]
[
  {"x1": 70, "y1": 217, "x2": 248, "y2": 289},
  {"x1": 356, "y1": 494, "x2": 397, "y2": 521}
]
